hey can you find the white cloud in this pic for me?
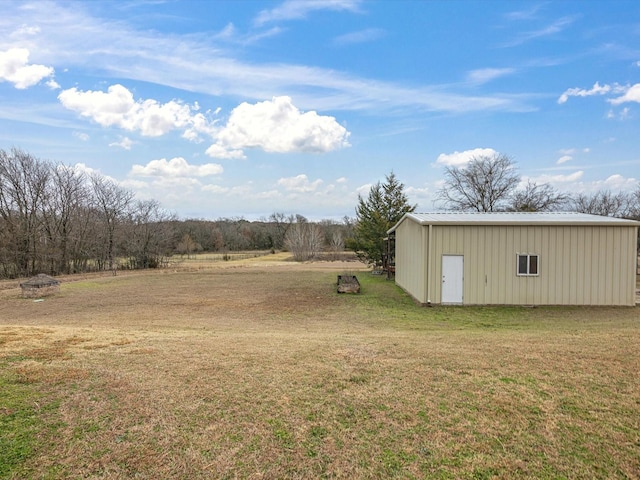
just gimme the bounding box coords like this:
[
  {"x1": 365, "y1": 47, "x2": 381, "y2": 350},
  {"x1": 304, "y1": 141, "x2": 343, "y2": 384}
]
[
  {"x1": 557, "y1": 147, "x2": 590, "y2": 164},
  {"x1": 333, "y1": 28, "x2": 385, "y2": 46},
  {"x1": 73, "y1": 131, "x2": 90, "y2": 142},
  {"x1": 0, "y1": 2, "x2": 535, "y2": 116},
  {"x1": 356, "y1": 183, "x2": 373, "y2": 196},
  {"x1": 557, "y1": 81, "x2": 613, "y2": 104},
  {"x1": 73, "y1": 162, "x2": 115, "y2": 182},
  {"x1": 46, "y1": 79, "x2": 60, "y2": 89},
  {"x1": 505, "y1": 16, "x2": 577, "y2": 47},
  {"x1": 228, "y1": 183, "x2": 255, "y2": 197},
  {"x1": 525, "y1": 171, "x2": 637, "y2": 197},
  {"x1": 277, "y1": 174, "x2": 323, "y2": 192},
  {"x1": 529, "y1": 171, "x2": 585, "y2": 184},
  {"x1": 129, "y1": 157, "x2": 223, "y2": 178},
  {"x1": 505, "y1": 5, "x2": 543, "y2": 21},
  {"x1": 254, "y1": 0, "x2": 362, "y2": 25},
  {"x1": 201, "y1": 184, "x2": 230, "y2": 194},
  {"x1": 119, "y1": 178, "x2": 148, "y2": 190},
  {"x1": 405, "y1": 186, "x2": 430, "y2": 198},
  {"x1": 255, "y1": 189, "x2": 282, "y2": 200},
  {"x1": 13, "y1": 24, "x2": 41, "y2": 36},
  {"x1": 559, "y1": 148, "x2": 576, "y2": 155},
  {"x1": 0, "y1": 48, "x2": 55, "y2": 89},
  {"x1": 336, "y1": 177, "x2": 347, "y2": 184},
  {"x1": 609, "y1": 83, "x2": 640, "y2": 105},
  {"x1": 109, "y1": 136, "x2": 134, "y2": 150},
  {"x1": 58, "y1": 84, "x2": 217, "y2": 138},
  {"x1": 602, "y1": 174, "x2": 637, "y2": 189},
  {"x1": 466, "y1": 68, "x2": 515, "y2": 84},
  {"x1": 204, "y1": 144, "x2": 246, "y2": 160},
  {"x1": 435, "y1": 148, "x2": 498, "y2": 167},
  {"x1": 206, "y1": 96, "x2": 350, "y2": 159}
]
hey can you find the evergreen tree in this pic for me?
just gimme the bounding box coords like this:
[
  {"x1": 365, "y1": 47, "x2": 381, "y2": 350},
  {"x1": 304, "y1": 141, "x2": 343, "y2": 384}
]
[{"x1": 348, "y1": 172, "x2": 416, "y2": 265}]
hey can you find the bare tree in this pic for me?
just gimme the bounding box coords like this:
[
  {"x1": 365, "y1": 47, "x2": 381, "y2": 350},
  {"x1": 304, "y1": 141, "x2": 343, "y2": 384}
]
[
  {"x1": 90, "y1": 174, "x2": 134, "y2": 271},
  {"x1": 329, "y1": 230, "x2": 344, "y2": 253},
  {"x1": 284, "y1": 219, "x2": 323, "y2": 261},
  {"x1": 267, "y1": 212, "x2": 295, "y2": 250},
  {"x1": 0, "y1": 148, "x2": 185, "y2": 278},
  {"x1": 437, "y1": 153, "x2": 519, "y2": 212},
  {"x1": 124, "y1": 200, "x2": 176, "y2": 268},
  {"x1": 571, "y1": 190, "x2": 632, "y2": 218},
  {"x1": 176, "y1": 233, "x2": 201, "y2": 258},
  {"x1": 509, "y1": 180, "x2": 569, "y2": 212},
  {"x1": 40, "y1": 164, "x2": 89, "y2": 274},
  {"x1": 0, "y1": 148, "x2": 50, "y2": 277},
  {"x1": 629, "y1": 186, "x2": 640, "y2": 220}
]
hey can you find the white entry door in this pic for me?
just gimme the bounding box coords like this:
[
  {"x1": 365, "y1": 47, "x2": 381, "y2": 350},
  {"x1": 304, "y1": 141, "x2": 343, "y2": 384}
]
[{"x1": 442, "y1": 255, "x2": 464, "y2": 304}]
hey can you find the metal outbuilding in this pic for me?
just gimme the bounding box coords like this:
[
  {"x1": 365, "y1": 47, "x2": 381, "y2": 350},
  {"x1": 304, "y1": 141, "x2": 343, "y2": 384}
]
[{"x1": 387, "y1": 212, "x2": 640, "y2": 306}]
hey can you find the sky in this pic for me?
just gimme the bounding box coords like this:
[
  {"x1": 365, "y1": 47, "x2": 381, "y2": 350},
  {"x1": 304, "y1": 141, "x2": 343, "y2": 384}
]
[{"x1": 1, "y1": 0, "x2": 639, "y2": 221}]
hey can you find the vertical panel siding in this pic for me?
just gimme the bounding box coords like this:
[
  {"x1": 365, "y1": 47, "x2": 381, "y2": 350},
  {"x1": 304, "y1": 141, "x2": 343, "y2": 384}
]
[
  {"x1": 420, "y1": 224, "x2": 637, "y2": 305},
  {"x1": 394, "y1": 219, "x2": 427, "y2": 303}
]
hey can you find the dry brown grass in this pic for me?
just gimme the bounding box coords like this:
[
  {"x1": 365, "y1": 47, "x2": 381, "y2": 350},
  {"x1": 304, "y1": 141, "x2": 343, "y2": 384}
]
[{"x1": 1, "y1": 259, "x2": 639, "y2": 479}]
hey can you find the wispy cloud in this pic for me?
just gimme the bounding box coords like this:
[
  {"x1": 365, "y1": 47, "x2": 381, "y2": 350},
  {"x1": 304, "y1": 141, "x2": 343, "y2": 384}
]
[
  {"x1": 3, "y1": 1, "x2": 535, "y2": 122},
  {"x1": 216, "y1": 23, "x2": 284, "y2": 45},
  {"x1": 254, "y1": 0, "x2": 362, "y2": 26},
  {"x1": 504, "y1": 4, "x2": 544, "y2": 21},
  {"x1": 333, "y1": 28, "x2": 385, "y2": 46},
  {"x1": 503, "y1": 16, "x2": 578, "y2": 47},
  {"x1": 466, "y1": 68, "x2": 516, "y2": 85}
]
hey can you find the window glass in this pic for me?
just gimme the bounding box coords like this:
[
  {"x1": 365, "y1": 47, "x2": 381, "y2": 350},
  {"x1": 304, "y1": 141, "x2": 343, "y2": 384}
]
[
  {"x1": 518, "y1": 255, "x2": 528, "y2": 275},
  {"x1": 517, "y1": 254, "x2": 539, "y2": 276}
]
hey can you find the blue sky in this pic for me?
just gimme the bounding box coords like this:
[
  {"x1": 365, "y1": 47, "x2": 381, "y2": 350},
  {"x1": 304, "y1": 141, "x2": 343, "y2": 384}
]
[{"x1": 1, "y1": 1, "x2": 639, "y2": 220}]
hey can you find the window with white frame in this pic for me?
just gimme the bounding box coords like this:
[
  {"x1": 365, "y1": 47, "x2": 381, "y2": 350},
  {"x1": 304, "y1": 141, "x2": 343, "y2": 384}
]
[{"x1": 517, "y1": 254, "x2": 539, "y2": 276}]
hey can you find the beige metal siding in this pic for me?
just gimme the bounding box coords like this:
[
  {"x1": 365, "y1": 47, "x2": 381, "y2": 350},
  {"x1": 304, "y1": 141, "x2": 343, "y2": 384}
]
[
  {"x1": 427, "y1": 224, "x2": 637, "y2": 305},
  {"x1": 394, "y1": 218, "x2": 428, "y2": 303}
]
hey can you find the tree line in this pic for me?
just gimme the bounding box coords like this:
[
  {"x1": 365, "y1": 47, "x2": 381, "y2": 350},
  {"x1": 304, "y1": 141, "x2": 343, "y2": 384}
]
[
  {"x1": 2, "y1": 148, "x2": 638, "y2": 279},
  {"x1": 0, "y1": 148, "x2": 353, "y2": 279}
]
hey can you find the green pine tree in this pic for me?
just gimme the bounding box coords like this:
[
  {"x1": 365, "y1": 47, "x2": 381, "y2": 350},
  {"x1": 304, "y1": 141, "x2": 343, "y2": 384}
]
[{"x1": 348, "y1": 172, "x2": 416, "y2": 265}]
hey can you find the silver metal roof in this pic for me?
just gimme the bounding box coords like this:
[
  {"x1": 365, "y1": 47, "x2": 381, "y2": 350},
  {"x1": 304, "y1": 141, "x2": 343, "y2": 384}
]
[{"x1": 388, "y1": 212, "x2": 640, "y2": 233}]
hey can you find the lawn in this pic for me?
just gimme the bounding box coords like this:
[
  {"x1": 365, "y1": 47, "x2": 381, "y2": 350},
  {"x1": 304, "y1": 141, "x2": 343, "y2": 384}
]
[{"x1": 1, "y1": 255, "x2": 639, "y2": 479}]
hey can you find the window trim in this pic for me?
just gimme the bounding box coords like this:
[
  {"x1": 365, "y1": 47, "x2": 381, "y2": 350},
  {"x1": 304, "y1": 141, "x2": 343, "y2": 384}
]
[{"x1": 517, "y1": 254, "x2": 539, "y2": 277}]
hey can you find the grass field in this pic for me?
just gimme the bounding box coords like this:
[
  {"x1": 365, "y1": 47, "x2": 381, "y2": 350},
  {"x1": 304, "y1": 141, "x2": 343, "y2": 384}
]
[{"x1": 1, "y1": 254, "x2": 639, "y2": 479}]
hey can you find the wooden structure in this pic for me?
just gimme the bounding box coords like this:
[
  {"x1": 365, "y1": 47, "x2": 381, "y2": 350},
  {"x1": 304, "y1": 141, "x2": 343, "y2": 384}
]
[
  {"x1": 20, "y1": 274, "x2": 61, "y2": 298},
  {"x1": 337, "y1": 275, "x2": 360, "y2": 294}
]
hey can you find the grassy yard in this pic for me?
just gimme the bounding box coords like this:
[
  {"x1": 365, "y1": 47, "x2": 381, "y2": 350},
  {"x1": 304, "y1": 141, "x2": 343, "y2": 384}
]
[{"x1": 1, "y1": 257, "x2": 639, "y2": 479}]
